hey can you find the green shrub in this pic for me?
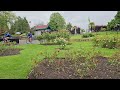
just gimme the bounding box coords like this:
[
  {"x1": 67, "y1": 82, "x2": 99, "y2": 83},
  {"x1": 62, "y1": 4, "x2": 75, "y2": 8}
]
[
  {"x1": 82, "y1": 33, "x2": 94, "y2": 38},
  {"x1": 93, "y1": 36, "x2": 120, "y2": 49},
  {"x1": 49, "y1": 32, "x2": 57, "y2": 42},
  {"x1": 89, "y1": 33, "x2": 94, "y2": 37},
  {"x1": 82, "y1": 33, "x2": 89, "y2": 38},
  {"x1": 57, "y1": 30, "x2": 70, "y2": 41},
  {"x1": 43, "y1": 32, "x2": 51, "y2": 42},
  {"x1": 54, "y1": 38, "x2": 68, "y2": 49},
  {"x1": 101, "y1": 28, "x2": 107, "y2": 32},
  {"x1": 37, "y1": 35, "x2": 44, "y2": 41},
  {"x1": 37, "y1": 30, "x2": 70, "y2": 44}
]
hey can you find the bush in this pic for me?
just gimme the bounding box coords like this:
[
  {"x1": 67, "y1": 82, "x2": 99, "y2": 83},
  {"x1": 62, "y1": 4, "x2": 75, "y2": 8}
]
[
  {"x1": 54, "y1": 38, "x2": 68, "y2": 49},
  {"x1": 37, "y1": 35, "x2": 44, "y2": 41},
  {"x1": 56, "y1": 30, "x2": 70, "y2": 41},
  {"x1": 49, "y1": 32, "x2": 57, "y2": 42},
  {"x1": 101, "y1": 28, "x2": 107, "y2": 32},
  {"x1": 89, "y1": 33, "x2": 94, "y2": 37},
  {"x1": 93, "y1": 36, "x2": 120, "y2": 49},
  {"x1": 82, "y1": 33, "x2": 89, "y2": 38},
  {"x1": 42, "y1": 32, "x2": 51, "y2": 42},
  {"x1": 82, "y1": 33, "x2": 94, "y2": 38},
  {"x1": 37, "y1": 30, "x2": 70, "y2": 44}
]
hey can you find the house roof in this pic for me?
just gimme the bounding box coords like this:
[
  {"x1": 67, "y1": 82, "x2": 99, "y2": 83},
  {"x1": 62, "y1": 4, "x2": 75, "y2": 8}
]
[{"x1": 34, "y1": 25, "x2": 50, "y2": 31}]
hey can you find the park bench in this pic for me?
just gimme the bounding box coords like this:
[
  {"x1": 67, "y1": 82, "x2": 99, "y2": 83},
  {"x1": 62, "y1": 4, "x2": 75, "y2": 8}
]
[{"x1": 0, "y1": 37, "x2": 19, "y2": 44}]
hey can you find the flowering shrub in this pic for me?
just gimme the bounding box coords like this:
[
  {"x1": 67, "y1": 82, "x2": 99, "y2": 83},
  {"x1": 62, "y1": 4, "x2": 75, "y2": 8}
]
[
  {"x1": 37, "y1": 30, "x2": 70, "y2": 44},
  {"x1": 57, "y1": 30, "x2": 70, "y2": 41},
  {"x1": 54, "y1": 38, "x2": 68, "y2": 49},
  {"x1": 93, "y1": 36, "x2": 120, "y2": 49}
]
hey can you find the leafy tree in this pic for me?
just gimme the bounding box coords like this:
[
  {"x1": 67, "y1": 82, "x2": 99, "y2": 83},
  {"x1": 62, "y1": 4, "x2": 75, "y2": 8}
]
[
  {"x1": 115, "y1": 11, "x2": 120, "y2": 24},
  {"x1": 107, "y1": 19, "x2": 116, "y2": 31},
  {"x1": 66, "y1": 22, "x2": 72, "y2": 31},
  {"x1": 23, "y1": 17, "x2": 30, "y2": 32},
  {"x1": 0, "y1": 11, "x2": 16, "y2": 35},
  {"x1": 107, "y1": 11, "x2": 120, "y2": 31},
  {"x1": 0, "y1": 11, "x2": 16, "y2": 24},
  {"x1": 10, "y1": 16, "x2": 30, "y2": 34},
  {"x1": 48, "y1": 12, "x2": 66, "y2": 31}
]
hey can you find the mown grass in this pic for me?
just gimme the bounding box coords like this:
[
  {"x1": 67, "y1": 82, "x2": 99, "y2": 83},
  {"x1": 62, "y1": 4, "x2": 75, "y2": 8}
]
[{"x1": 0, "y1": 44, "x2": 58, "y2": 79}]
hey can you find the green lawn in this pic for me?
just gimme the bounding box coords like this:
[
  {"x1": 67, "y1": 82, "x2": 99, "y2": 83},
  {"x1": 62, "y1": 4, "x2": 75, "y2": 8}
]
[
  {"x1": 0, "y1": 31, "x2": 119, "y2": 79},
  {"x1": 0, "y1": 44, "x2": 58, "y2": 79},
  {"x1": 70, "y1": 34, "x2": 82, "y2": 39}
]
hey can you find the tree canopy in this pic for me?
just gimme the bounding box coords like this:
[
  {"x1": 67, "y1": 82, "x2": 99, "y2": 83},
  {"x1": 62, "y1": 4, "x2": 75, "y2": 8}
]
[
  {"x1": 48, "y1": 12, "x2": 66, "y2": 31},
  {"x1": 66, "y1": 22, "x2": 72, "y2": 31},
  {"x1": 10, "y1": 16, "x2": 30, "y2": 34},
  {"x1": 0, "y1": 11, "x2": 16, "y2": 35},
  {"x1": 107, "y1": 11, "x2": 120, "y2": 31}
]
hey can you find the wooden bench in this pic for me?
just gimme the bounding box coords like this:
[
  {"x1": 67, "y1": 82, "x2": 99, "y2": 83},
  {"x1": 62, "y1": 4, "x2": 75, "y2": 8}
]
[{"x1": 0, "y1": 37, "x2": 19, "y2": 44}]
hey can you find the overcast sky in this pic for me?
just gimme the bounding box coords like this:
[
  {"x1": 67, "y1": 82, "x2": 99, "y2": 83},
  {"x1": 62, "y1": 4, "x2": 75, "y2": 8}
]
[{"x1": 13, "y1": 11, "x2": 117, "y2": 30}]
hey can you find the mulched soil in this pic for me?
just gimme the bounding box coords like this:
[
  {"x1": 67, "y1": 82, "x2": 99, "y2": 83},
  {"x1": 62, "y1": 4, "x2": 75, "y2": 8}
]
[
  {"x1": 0, "y1": 48, "x2": 22, "y2": 56},
  {"x1": 28, "y1": 56, "x2": 120, "y2": 79},
  {"x1": 28, "y1": 59, "x2": 81, "y2": 79},
  {"x1": 83, "y1": 56, "x2": 120, "y2": 79}
]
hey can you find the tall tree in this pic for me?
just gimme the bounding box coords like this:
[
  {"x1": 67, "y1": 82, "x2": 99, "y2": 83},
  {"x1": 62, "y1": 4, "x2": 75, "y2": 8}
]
[
  {"x1": 107, "y1": 11, "x2": 120, "y2": 31},
  {"x1": 23, "y1": 17, "x2": 30, "y2": 32},
  {"x1": 107, "y1": 19, "x2": 116, "y2": 31},
  {"x1": 10, "y1": 16, "x2": 30, "y2": 34},
  {"x1": 66, "y1": 22, "x2": 72, "y2": 31},
  {"x1": 0, "y1": 11, "x2": 16, "y2": 35},
  {"x1": 48, "y1": 12, "x2": 66, "y2": 31},
  {"x1": 115, "y1": 11, "x2": 120, "y2": 24}
]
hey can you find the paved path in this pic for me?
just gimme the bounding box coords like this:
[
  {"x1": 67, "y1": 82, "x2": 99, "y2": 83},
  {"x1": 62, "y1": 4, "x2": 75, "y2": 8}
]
[{"x1": 19, "y1": 40, "x2": 40, "y2": 45}]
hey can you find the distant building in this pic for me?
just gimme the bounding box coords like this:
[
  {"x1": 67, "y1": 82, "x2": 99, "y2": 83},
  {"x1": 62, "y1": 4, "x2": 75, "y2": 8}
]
[
  {"x1": 94, "y1": 25, "x2": 107, "y2": 32},
  {"x1": 33, "y1": 25, "x2": 51, "y2": 36}
]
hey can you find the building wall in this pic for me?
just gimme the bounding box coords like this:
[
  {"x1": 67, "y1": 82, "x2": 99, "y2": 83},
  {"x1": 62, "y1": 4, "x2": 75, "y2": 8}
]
[{"x1": 34, "y1": 31, "x2": 41, "y2": 37}]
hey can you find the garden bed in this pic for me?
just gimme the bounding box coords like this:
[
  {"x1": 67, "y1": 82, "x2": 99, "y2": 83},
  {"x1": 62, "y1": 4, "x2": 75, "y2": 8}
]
[
  {"x1": 28, "y1": 58, "x2": 81, "y2": 79},
  {"x1": 28, "y1": 56, "x2": 120, "y2": 79},
  {"x1": 0, "y1": 48, "x2": 22, "y2": 56},
  {"x1": 85, "y1": 57, "x2": 120, "y2": 79}
]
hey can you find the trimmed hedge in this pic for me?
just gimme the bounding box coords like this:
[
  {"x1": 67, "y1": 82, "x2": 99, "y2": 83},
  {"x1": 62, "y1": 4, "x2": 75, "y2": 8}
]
[{"x1": 82, "y1": 33, "x2": 94, "y2": 38}]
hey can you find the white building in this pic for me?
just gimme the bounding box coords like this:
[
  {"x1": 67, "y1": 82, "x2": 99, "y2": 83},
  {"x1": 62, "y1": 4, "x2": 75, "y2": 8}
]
[{"x1": 33, "y1": 25, "x2": 51, "y2": 37}]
